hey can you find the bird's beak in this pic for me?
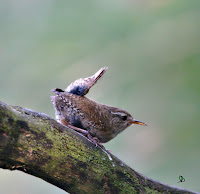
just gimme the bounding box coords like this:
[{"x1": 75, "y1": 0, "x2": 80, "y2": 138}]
[{"x1": 130, "y1": 119, "x2": 147, "y2": 126}]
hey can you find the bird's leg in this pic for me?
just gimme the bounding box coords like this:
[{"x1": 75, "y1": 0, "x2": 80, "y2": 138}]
[
  {"x1": 68, "y1": 124, "x2": 105, "y2": 149},
  {"x1": 60, "y1": 119, "x2": 104, "y2": 149}
]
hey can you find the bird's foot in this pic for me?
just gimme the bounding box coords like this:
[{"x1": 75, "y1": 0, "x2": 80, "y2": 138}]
[{"x1": 86, "y1": 134, "x2": 105, "y2": 149}]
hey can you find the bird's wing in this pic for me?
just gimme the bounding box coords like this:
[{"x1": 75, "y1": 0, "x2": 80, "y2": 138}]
[{"x1": 65, "y1": 67, "x2": 108, "y2": 96}]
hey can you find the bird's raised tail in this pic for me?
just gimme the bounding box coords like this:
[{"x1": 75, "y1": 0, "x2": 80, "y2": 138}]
[{"x1": 65, "y1": 67, "x2": 108, "y2": 96}]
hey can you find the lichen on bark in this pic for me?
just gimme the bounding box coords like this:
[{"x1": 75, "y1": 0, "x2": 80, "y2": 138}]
[{"x1": 0, "y1": 101, "x2": 197, "y2": 194}]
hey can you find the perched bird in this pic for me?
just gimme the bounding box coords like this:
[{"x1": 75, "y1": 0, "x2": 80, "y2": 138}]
[{"x1": 51, "y1": 67, "x2": 146, "y2": 145}]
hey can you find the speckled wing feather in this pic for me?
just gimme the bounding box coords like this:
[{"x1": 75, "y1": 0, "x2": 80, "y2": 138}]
[{"x1": 65, "y1": 67, "x2": 108, "y2": 96}]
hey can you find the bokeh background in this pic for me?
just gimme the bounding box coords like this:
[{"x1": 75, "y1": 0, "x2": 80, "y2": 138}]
[{"x1": 0, "y1": 0, "x2": 200, "y2": 193}]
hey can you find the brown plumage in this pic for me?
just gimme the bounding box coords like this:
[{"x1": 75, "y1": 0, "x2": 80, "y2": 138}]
[{"x1": 51, "y1": 67, "x2": 146, "y2": 144}]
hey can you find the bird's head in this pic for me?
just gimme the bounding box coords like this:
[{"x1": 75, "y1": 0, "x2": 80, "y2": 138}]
[{"x1": 108, "y1": 107, "x2": 147, "y2": 135}]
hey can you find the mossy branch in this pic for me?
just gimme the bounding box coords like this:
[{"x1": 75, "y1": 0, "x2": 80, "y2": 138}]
[{"x1": 0, "y1": 101, "x2": 196, "y2": 193}]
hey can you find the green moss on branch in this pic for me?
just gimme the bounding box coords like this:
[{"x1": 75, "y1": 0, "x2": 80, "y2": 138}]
[{"x1": 0, "y1": 101, "x2": 196, "y2": 194}]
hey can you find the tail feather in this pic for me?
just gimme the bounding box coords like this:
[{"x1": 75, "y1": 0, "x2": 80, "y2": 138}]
[{"x1": 65, "y1": 67, "x2": 108, "y2": 96}]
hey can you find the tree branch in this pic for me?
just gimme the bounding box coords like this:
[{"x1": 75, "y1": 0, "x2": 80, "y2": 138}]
[{"x1": 0, "y1": 101, "x2": 196, "y2": 193}]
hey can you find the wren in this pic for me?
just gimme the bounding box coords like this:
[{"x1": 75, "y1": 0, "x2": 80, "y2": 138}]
[{"x1": 50, "y1": 67, "x2": 146, "y2": 145}]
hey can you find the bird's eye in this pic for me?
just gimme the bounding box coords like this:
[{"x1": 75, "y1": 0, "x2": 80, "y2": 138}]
[{"x1": 121, "y1": 115, "x2": 127, "y2": 121}]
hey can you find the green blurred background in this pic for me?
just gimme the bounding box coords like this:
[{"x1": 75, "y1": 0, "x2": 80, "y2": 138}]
[{"x1": 0, "y1": 0, "x2": 200, "y2": 193}]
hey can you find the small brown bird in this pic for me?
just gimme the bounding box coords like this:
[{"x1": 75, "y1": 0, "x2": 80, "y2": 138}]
[{"x1": 51, "y1": 67, "x2": 146, "y2": 145}]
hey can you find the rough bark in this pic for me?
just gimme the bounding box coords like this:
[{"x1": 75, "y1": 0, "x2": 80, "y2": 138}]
[{"x1": 0, "y1": 101, "x2": 196, "y2": 194}]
